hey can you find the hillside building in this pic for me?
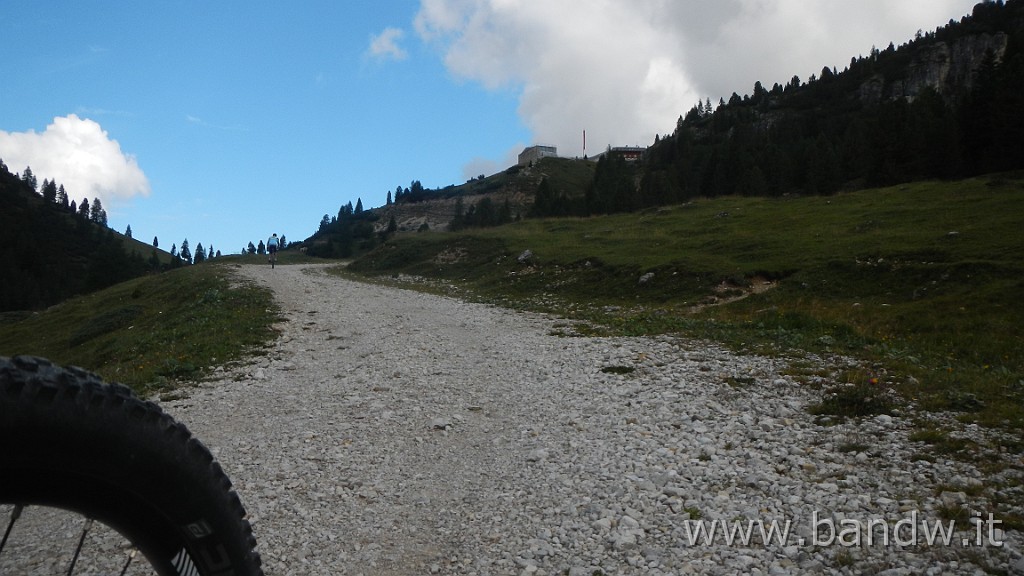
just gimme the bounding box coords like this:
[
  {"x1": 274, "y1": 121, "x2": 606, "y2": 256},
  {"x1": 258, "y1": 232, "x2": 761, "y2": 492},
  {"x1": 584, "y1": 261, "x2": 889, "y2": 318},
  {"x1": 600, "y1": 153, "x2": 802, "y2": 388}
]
[
  {"x1": 588, "y1": 146, "x2": 647, "y2": 163},
  {"x1": 518, "y1": 145, "x2": 558, "y2": 166}
]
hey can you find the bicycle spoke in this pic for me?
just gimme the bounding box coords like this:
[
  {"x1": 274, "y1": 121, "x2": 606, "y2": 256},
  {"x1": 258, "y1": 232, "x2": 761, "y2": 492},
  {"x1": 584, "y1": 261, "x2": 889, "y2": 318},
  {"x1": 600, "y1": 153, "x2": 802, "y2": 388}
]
[
  {"x1": 66, "y1": 517, "x2": 93, "y2": 576},
  {"x1": 118, "y1": 548, "x2": 137, "y2": 576},
  {"x1": 0, "y1": 504, "x2": 24, "y2": 555}
]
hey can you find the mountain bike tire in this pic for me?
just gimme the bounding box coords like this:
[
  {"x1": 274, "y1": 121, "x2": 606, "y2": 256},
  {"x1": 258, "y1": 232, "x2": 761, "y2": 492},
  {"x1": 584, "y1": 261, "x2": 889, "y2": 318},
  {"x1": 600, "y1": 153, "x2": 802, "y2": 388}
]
[{"x1": 0, "y1": 355, "x2": 263, "y2": 576}]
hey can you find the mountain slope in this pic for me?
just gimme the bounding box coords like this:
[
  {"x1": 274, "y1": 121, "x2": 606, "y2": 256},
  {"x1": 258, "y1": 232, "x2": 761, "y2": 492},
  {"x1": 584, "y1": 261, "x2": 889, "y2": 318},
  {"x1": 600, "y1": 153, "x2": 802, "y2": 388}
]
[
  {"x1": 0, "y1": 161, "x2": 164, "y2": 312},
  {"x1": 320, "y1": 1, "x2": 1024, "y2": 225},
  {"x1": 638, "y1": 0, "x2": 1024, "y2": 204}
]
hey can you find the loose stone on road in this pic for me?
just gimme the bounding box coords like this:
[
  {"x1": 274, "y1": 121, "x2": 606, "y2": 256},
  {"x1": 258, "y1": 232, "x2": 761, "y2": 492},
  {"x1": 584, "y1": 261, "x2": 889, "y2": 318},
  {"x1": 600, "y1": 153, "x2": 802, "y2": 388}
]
[{"x1": 165, "y1": 263, "x2": 1019, "y2": 575}]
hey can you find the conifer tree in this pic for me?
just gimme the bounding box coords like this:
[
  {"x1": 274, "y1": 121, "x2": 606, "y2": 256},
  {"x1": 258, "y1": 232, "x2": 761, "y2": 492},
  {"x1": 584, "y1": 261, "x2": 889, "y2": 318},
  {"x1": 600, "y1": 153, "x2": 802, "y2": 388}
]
[
  {"x1": 41, "y1": 179, "x2": 57, "y2": 203},
  {"x1": 90, "y1": 198, "x2": 107, "y2": 225},
  {"x1": 180, "y1": 239, "x2": 191, "y2": 264},
  {"x1": 21, "y1": 167, "x2": 37, "y2": 191}
]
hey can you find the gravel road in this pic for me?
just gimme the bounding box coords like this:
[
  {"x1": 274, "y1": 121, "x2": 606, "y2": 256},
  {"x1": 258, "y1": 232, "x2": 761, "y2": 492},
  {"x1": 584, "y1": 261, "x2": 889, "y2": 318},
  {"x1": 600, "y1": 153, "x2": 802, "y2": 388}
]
[
  {"x1": 4, "y1": 262, "x2": 1018, "y2": 575},
  {"x1": 175, "y1": 263, "x2": 1019, "y2": 575}
]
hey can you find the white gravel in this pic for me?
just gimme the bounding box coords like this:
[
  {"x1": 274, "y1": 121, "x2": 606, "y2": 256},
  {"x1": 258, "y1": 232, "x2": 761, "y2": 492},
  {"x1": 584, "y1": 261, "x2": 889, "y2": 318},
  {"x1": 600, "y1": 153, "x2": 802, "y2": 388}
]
[
  {"x1": 3, "y1": 263, "x2": 1020, "y2": 575},
  {"x1": 177, "y1": 263, "x2": 1022, "y2": 575}
]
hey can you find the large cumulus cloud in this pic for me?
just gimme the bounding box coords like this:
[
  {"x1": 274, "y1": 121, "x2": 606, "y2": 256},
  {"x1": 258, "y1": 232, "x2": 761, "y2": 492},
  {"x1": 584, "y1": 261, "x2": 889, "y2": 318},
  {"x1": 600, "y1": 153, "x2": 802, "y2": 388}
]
[
  {"x1": 0, "y1": 114, "x2": 150, "y2": 205},
  {"x1": 412, "y1": 0, "x2": 977, "y2": 157}
]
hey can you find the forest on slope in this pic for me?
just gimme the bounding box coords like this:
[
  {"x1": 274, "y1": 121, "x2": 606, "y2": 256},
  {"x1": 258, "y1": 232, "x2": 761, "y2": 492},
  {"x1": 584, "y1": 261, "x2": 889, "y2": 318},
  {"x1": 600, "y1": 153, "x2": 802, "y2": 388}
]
[
  {"x1": 534, "y1": 0, "x2": 1024, "y2": 217},
  {"x1": 0, "y1": 160, "x2": 156, "y2": 312}
]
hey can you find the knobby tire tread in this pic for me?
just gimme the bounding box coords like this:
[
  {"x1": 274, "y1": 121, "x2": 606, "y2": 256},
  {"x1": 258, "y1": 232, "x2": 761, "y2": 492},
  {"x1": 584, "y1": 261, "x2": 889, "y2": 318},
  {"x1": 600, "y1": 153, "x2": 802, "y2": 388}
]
[{"x1": 0, "y1": 355, "x2": 263, "y2": 576}]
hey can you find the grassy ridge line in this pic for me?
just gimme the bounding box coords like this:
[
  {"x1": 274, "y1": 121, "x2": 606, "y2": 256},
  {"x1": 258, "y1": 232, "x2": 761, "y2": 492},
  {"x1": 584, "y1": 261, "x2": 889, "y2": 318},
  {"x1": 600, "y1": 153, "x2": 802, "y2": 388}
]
[
  {"x1": 349, "y1": 175, "x2": 1024, "y2": 430},
  {"x1": 0, "y1": 260, "x2": 281, "y2": 396}
]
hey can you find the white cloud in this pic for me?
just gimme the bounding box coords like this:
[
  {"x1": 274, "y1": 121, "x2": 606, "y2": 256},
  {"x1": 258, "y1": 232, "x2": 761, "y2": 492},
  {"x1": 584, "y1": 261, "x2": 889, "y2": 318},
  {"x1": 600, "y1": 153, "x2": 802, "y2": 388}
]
[
  {"x1": 461, "y1": 144, "x2": 521, "y2": 181},
  {"x1": 0, "y1": 114, "x2": 150, "y2": 206},
  {"x1": 461, "y1": 157, "x2": 500, "y2": 182},
  {"x1": 368, "y1": 27, "x2": 409, "y2": 61},
  {"x1": 414, "y1": 0, "x2": 978, "y2": 155}
]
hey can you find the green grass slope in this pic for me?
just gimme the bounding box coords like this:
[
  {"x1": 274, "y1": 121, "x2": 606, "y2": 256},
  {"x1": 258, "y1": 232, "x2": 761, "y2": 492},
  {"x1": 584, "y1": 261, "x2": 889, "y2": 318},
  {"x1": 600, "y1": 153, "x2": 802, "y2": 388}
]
[
  {"x1": 349, "y1": 174, "x2": 1024, "y2": 430},
  {"x1": 0, "y1": 259, "x2": 280, "y2": 396}
]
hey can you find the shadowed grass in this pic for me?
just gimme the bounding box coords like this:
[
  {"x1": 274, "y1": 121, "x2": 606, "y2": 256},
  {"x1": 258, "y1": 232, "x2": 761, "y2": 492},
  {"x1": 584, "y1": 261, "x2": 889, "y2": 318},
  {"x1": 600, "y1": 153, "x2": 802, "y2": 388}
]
[{"x1": 0, "y1": 261, "x2": 281, "y2": 396}]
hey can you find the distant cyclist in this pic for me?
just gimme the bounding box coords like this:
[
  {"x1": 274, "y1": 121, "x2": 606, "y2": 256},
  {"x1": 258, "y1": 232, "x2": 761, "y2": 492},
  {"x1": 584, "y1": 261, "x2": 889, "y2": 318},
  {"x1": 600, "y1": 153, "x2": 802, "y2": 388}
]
[{"x1": 267, "y1": 233, "x2": 280, "y2": 267}]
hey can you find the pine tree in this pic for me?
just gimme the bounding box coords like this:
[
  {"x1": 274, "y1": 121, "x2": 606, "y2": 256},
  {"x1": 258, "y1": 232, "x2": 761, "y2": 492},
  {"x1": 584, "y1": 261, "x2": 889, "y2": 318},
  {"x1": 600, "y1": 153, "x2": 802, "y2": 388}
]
[
  {"x1": 180, "y1": 239, "x2": 191, "y2": 264},
  {"x1": 531, "y1": 178, "x2": 554, "y2": 217},
  {"x1": 21, "y1": 167, "x2": 37, "y2": 191},
  {"x1": 78, "y1": 198, "x2": 90, "y2": 218},
  {"x1": 90, "y1": 198, "x2": 107, "y2": 226},
  {"x1": 153, "y1": 236, "x2": 159, "y2": 248},
  {"x1": 355, "y1": 198, "x2": 363, "y2": 213},
  {"x1": 257, "y1": 240, "x2": 266, "y2": 255},
  {"x1": 194, "y1": 243, "x2": 206, "y2": 263},
  {"x1": 56, "y1": 184, "x2": 68, "y2": 207},
  {"x1": 125, "y1": 225, "x2": 133, "y2": 238},
  {"x1": 247, "y1": 241, "x2": 256, "y2": 254},
  {"x1": 41, "y1": 179, "x2": 57, "y2": 203},
  {"x1": 170, "y1": 243, "x2": 178, "y2": 258},
  {"x1": 499, "y1": 198, "x2": 512, "y2": 224},
  {"x1": 450, "y1": 197, "x2": 466, "y2": 230}
]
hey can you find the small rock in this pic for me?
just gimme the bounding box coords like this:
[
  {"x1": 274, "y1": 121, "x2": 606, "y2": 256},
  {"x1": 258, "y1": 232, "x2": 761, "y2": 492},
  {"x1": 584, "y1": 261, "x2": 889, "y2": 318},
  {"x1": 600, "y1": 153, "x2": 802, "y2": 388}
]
[
  {"x1": 940, "y1": 491, "x2": 967, "y2": 507},
  {"x1": 526, "y1": 448, "x2": 549, "y2": 462},
  {"x1": 609, "y1": 532, "x2": 637, "y2": 550},
  {"x1": 620, "y1": 515, "x2": 640, "y2": 530}
]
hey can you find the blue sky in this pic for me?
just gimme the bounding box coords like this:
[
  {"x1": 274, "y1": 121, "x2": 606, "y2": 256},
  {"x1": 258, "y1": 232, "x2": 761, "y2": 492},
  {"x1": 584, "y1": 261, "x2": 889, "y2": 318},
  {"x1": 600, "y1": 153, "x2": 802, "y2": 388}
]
[{"x1": 1, "y1": 1, "x2": 978, "y2": 255}]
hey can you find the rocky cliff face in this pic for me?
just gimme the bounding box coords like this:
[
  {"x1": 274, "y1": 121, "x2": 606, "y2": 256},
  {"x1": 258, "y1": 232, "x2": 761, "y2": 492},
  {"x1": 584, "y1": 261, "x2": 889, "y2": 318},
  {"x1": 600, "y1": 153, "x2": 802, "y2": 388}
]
[
  {"x1": 370, "y1": 163, "x2": 551, "y2": 233},
  {"x1": 373, "y1": 188, "x2": 536, "y2": 233},
  {"x1": 859, "y1": 32, "x2": 1009, "y2": 104}
]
